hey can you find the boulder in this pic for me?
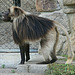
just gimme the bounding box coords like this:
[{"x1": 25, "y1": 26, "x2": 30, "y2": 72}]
[
  {"x1": 36, "y1": 0, "x2": 60, "y2": 12},
  {"x1": 63, "y1": 0, "x2": 75, "y2": 6},
  {"x1": 63, "y1": 5, "x2": 75, "y2": 14}
]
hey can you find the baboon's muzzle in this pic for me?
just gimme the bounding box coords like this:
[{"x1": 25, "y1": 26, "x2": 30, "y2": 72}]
[{"x1": 2, "y1": 11, "x2": 11, "y2": 22}]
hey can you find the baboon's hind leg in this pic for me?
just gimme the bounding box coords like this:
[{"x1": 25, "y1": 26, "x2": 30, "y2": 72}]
[
  {"x1": 38, "y1": 28, "x2": 57, "y2": 64},
  {"x1": 50, "y1": 27, "x2": 59, "y2": 63}
]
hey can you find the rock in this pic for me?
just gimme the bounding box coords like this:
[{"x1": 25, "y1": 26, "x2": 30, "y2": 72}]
[
  {"x1": 63, "y1": 5, "x2": 75, "y2": 14},
  {"x1": 36, "y1": 0, "x2": 60, "y2": 12},
  {"x1": 63, "y1": 0, "x2": 75, "y2": 52},
  {"x1": 67, "y1": 13, "x2": 75, "y2": 52},
  {"x1": 67, "y1": 14, "x2": 75, "y2": 32},
  {"x1": 58, "y1": 0, "x2": 63, "y2": 9},
  {"x1": 21, "y1": 0, "x2": 38, "y2": 14},
  {"x1": 63, "y1": 0, "x2": 75, "y2": 6},
  {"x1": 71, "y1": 34, "x2": 75, "y2": 52}
]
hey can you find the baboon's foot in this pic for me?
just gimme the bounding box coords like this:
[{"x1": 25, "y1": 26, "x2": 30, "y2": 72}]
[
  {"x1": 37, "y1": 58, "x2": 57, "y2": 64},
  {"x1": 37, "y1": 61, "x2": 51, "y2": 64},
  {"x1": 26, "y1": 57, "x2": 30, "y2": 62},
  {"x1": 50, "y1": 58, "x2": 57, "y2": 63},
  {"x1": 19, "y1": 60, "x2": 25, "y2": 64}
]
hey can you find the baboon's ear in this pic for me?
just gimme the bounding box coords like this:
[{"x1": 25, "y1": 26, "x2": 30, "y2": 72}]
[{"x1": 14, "y1": 8, "x2": 23, "y2": 16}]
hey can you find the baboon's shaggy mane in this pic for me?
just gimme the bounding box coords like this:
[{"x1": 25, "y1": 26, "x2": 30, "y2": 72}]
[{"x1": 12, "y1": 14, "x2": 54, "y2": 44}]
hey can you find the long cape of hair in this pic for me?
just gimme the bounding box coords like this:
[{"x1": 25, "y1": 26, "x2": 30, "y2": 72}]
[{"x1": 12, "y1": 14, "x2": 54, "y2": 44}]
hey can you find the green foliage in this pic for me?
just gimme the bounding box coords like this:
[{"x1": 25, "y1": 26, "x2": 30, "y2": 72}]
[
  {"x1": 11, "y1": 70, "x2": 15, "y2": 73},
  {"x1": 44, "y1": 64, "x2": 75, "y2": 75},
  {"x1": 2, "y1": 64, "x2": 5, "y2": 68}
]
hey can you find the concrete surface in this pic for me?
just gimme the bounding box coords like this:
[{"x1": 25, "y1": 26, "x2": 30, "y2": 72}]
[
  {"x1": 16, "y1": 54, "x2": 66, "y2": 74},
  {"x1": 0, "y1": 68, "x2": 42, "y2": 75},
  {"x1": 0, "y1": 53, "x2": 44, "y2": 68},
  {"x1": 17, "y1": 64, "x2": 47, "y2": 74},
  {"x1": 0, "y1": 52, "x2": 75, "y2": 74},
  {"x1": 0, "y1": 53, "x2": 65, "y2": 68},
  {"x1": 0, "y1": 53, "x2": 20, "y2": 68}
]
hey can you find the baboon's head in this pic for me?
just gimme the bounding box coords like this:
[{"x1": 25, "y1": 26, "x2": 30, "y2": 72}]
[{"x1": 2, "y1": 6, "x2": 24, "y2": 22}]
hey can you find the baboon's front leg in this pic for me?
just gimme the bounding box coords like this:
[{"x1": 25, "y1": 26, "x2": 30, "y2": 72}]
[
  {"x1": 19, "y1": 45, "x2": 25, "y2": 64},
  {"x1": 25, "y1": 44, "x2": 30, "y2": 62},
  {"x1": 19, "y1": 44, "x2": 30, "y2": 64}
]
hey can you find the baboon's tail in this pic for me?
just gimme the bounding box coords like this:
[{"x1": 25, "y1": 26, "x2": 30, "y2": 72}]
[{"x1": 53, "y1": 20, "x2": 74, "y2": 64}]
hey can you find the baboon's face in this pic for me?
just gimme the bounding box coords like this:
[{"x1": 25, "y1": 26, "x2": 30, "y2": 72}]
[
  {"x1": 2, "y1": 6, "x2": 23, "y2": 22},
  {"x1": 2, "y1": 9, "x2": 11, "y2": 22}
]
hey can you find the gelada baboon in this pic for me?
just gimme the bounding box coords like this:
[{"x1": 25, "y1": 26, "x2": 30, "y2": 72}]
[{"x1": 2, "y1": 6, "x2": 74, "y2": 64}]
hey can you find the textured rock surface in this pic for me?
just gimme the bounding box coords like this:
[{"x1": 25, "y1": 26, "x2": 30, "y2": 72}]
[
  {"x1": 67, "y1": 14, "x2": 75, "y2": 52},
  {"x1": 36, "y1": 0, "x2": 60, "y2": 11},
  {"x1": 21, "y1": 0, "x2": 38, "y2": 14},
  {"x1": 63, "y1": 5, "x2": 75, "y2": 14},
  {"x1": 63, "y1": 0, "x2": 75, "y2": 52},
  {"x1": 63, "y1": 0, "x2": 75, "y2": 5}
]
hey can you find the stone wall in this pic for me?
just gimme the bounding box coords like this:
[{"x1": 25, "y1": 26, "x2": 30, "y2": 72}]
[
  {"x1": 63, "y1": 0, "x2": 75, "y2": 53},
  {"x1": 36, "y1": 0, "x2": 60, "y2": 12},
  {"x1": 21, "y1": 0, "x2": 39, "y2": 14}
]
